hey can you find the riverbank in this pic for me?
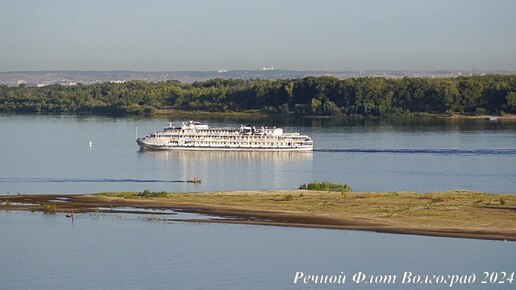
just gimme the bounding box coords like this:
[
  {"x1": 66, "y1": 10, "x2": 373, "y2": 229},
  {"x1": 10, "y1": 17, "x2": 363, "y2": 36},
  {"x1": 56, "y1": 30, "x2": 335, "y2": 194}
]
[
  {"x1": 2, "y1": 110, "x2": 515, "y2": 121},
  {"x1": 443, "y1": 113, "x2": 516, "y2": 120},
  {"x1": 1, "y1": 190, "x2": 515, "y2": 241},
  {"x1": 153, "y1": 109, "x2": 516, "y2": 120}
]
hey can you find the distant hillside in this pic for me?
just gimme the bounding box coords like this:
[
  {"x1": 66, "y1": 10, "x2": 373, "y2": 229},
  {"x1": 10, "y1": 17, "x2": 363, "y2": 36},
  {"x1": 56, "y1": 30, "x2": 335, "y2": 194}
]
[{"x1": 2, "y1": 70, "x2": 515, "y2": 87}]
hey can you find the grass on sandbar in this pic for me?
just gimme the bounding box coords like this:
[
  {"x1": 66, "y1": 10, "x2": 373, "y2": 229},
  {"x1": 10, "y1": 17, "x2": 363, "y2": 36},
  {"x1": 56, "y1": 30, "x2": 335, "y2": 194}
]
[
  {"x1": 41, "y1": 203, "x2": 57, "y2": 214},
  {"x1": 299, "y1": 181, "x2": 351, "y2": 192}
]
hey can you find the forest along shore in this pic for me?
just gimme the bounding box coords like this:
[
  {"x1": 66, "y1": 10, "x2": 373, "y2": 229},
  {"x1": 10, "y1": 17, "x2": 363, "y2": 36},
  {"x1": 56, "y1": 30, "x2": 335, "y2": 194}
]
[
  {"x1": 1, "y1": 190, "x2": 515, "y2": 241},
  {"x1": 1, "y1": 75, "x2": 515, "y2": 116}
]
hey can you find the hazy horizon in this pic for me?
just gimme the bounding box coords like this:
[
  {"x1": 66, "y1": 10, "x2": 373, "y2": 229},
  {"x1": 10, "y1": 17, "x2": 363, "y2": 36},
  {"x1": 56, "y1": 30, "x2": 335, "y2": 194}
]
[
  {"x1": 1, "y1": 0, "x2": 515, "y2": 72},
  {"x1": 3, "y1": 68, "x2": 516, "y2": 73}
]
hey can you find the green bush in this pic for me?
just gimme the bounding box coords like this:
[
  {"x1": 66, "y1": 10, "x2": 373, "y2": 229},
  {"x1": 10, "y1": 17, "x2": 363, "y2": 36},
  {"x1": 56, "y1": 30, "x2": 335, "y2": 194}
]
[
  {"x1": 299, "y1": 181, "x2": 351, "y2": 192},
  {"x1": 137, "y1": 189, "x2": 168, "y2": 198},
  {"x1": 42, "y1": 203, "x2": 57, "y2": 214}
]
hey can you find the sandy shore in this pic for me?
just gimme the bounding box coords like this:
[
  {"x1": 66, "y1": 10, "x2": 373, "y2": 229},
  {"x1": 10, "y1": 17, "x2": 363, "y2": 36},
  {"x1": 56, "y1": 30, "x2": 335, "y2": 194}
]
[{"x1": 1, "y1": 190, "x2": 515, "y2": 241}]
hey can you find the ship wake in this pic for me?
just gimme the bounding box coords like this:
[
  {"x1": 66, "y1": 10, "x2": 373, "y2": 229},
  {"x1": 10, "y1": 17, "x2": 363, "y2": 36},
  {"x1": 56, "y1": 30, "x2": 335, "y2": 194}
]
[
  {"x1": 315, "y1": 148, "x2": 516, "y2": 156},
  {"x1": 0, "y1": 178, "x2": 188, "y2": 183}
]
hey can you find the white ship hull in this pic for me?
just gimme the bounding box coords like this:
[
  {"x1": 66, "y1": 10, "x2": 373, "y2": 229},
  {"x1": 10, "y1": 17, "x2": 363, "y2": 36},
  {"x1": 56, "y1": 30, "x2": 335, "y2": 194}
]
[
  {"x1": 137, "y1": 139, "x2": 313, "y2": 151},
  {"x1": 136, "y1": 121, "x2": 314, "y2": 152}
]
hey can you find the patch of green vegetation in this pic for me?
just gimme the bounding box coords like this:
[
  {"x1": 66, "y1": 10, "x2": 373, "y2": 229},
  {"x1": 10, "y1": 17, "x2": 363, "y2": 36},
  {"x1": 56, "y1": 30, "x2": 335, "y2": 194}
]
[
  {"x1": 160, "y1": 110, "x2": 267, "y2": 118},
  {"x1": 97, "y1": 192, "x2": 138, "y2": 198},
  {"x1": 98, "y1": 190, "x2": 170, "y2": 199},
  {"x1": 299, "y1": 181, "x2": 351, "y2": 192},
  {"x1": 42, "y1": 203, "x2": 57, "y2": 214},
  {"x1": 136, "y1": 189, "x2": 169, "y2": 198}
]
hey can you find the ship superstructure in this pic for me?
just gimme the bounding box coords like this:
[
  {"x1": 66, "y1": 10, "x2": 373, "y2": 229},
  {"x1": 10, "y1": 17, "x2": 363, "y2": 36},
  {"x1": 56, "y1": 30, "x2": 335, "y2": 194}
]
[{"x1": 137, "y1": 121, "x2": 313, "y2": 151}]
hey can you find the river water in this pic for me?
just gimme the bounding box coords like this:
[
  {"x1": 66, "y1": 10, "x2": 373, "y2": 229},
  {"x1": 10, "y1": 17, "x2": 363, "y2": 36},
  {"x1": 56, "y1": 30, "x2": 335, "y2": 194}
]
[
  {"x1": 0, "y1": 114, "x2": 515, "y2": 289},
  {"x1": 0, "y1": 114, "x2": 515, "y2": 194}
]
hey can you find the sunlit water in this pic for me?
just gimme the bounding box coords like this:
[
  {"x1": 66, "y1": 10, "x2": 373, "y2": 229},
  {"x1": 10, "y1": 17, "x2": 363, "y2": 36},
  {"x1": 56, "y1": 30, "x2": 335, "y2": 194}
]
[{"x1": 0, "y1": 114, "x2": 515, "y2": 194}]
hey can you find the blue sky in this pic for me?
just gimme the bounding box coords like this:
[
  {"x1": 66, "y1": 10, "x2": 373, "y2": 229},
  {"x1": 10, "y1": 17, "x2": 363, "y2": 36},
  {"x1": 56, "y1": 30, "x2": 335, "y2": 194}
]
[{"x1": 0, "y1": 0, "x2": 515, "y2": 71}]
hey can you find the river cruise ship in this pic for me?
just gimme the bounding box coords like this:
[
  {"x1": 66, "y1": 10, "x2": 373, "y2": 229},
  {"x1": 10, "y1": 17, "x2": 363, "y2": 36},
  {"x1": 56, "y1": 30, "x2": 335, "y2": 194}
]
[{"x1": 137, "y1": 121, "x2": 313, "y2": 151}]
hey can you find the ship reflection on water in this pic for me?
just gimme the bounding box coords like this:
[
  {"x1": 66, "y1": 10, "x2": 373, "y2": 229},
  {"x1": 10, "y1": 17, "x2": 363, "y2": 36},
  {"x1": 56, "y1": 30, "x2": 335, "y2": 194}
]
[{"x1": 137, "y1": 149, "x2": 314, "y2": 161}]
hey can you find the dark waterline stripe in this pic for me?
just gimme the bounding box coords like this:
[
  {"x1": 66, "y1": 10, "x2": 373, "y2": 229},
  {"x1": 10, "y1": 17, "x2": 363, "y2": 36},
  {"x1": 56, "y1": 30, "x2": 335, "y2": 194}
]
[
  {"x1": 314, "y1": 148, "x2": 516, "y2": 156},
  {"x1": 0, "y1": 178, "x2": 187, "y2": 183}
]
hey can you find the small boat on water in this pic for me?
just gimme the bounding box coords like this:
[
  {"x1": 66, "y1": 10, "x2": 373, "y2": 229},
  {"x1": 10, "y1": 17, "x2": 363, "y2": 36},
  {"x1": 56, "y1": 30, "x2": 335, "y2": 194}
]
[
  {"x1": 486, "y1": 116, "x2": 500, "y2": 121},
  {"x1": 136, "y1": 121, "x2": 313, "y2": 151},
  {"x1": 187, "y1": 178, "x2": 202, "y2": 184}
]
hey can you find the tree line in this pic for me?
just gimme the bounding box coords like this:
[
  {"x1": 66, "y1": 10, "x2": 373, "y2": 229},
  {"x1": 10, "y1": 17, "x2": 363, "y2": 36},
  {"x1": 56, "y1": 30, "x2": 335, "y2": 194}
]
[{"x1": 1, "y1": 75, "x2": 515, "y2": 116}]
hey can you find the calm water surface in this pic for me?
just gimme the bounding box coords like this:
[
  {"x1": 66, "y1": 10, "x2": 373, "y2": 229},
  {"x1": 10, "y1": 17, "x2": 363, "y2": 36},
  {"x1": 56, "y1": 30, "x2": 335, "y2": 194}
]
[
  {"x1": 0, "y1": 211, "x2": 515, "y2": 290},
  {"x1": 0, "y1": 114, "x2": 515, "y2": 290},
  {"x1": 0, "y1": 114, "x2": 515, "y2": 194}
]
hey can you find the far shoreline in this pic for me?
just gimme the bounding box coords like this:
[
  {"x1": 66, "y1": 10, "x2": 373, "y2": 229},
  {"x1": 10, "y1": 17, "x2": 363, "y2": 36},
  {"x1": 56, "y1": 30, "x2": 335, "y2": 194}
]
[
  {"x1": 1, "y1": 190, "x2": 515, "y2": 241},
  {"x1": 2, "y1": 110, "x2": 516, "y2": 121}
]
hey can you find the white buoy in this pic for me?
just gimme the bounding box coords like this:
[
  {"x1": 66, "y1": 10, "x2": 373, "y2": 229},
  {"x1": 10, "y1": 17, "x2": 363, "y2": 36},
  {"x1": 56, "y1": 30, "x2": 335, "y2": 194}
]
[{"x1": 89, "y1": 141, "x2": 92, "y2": 147}]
